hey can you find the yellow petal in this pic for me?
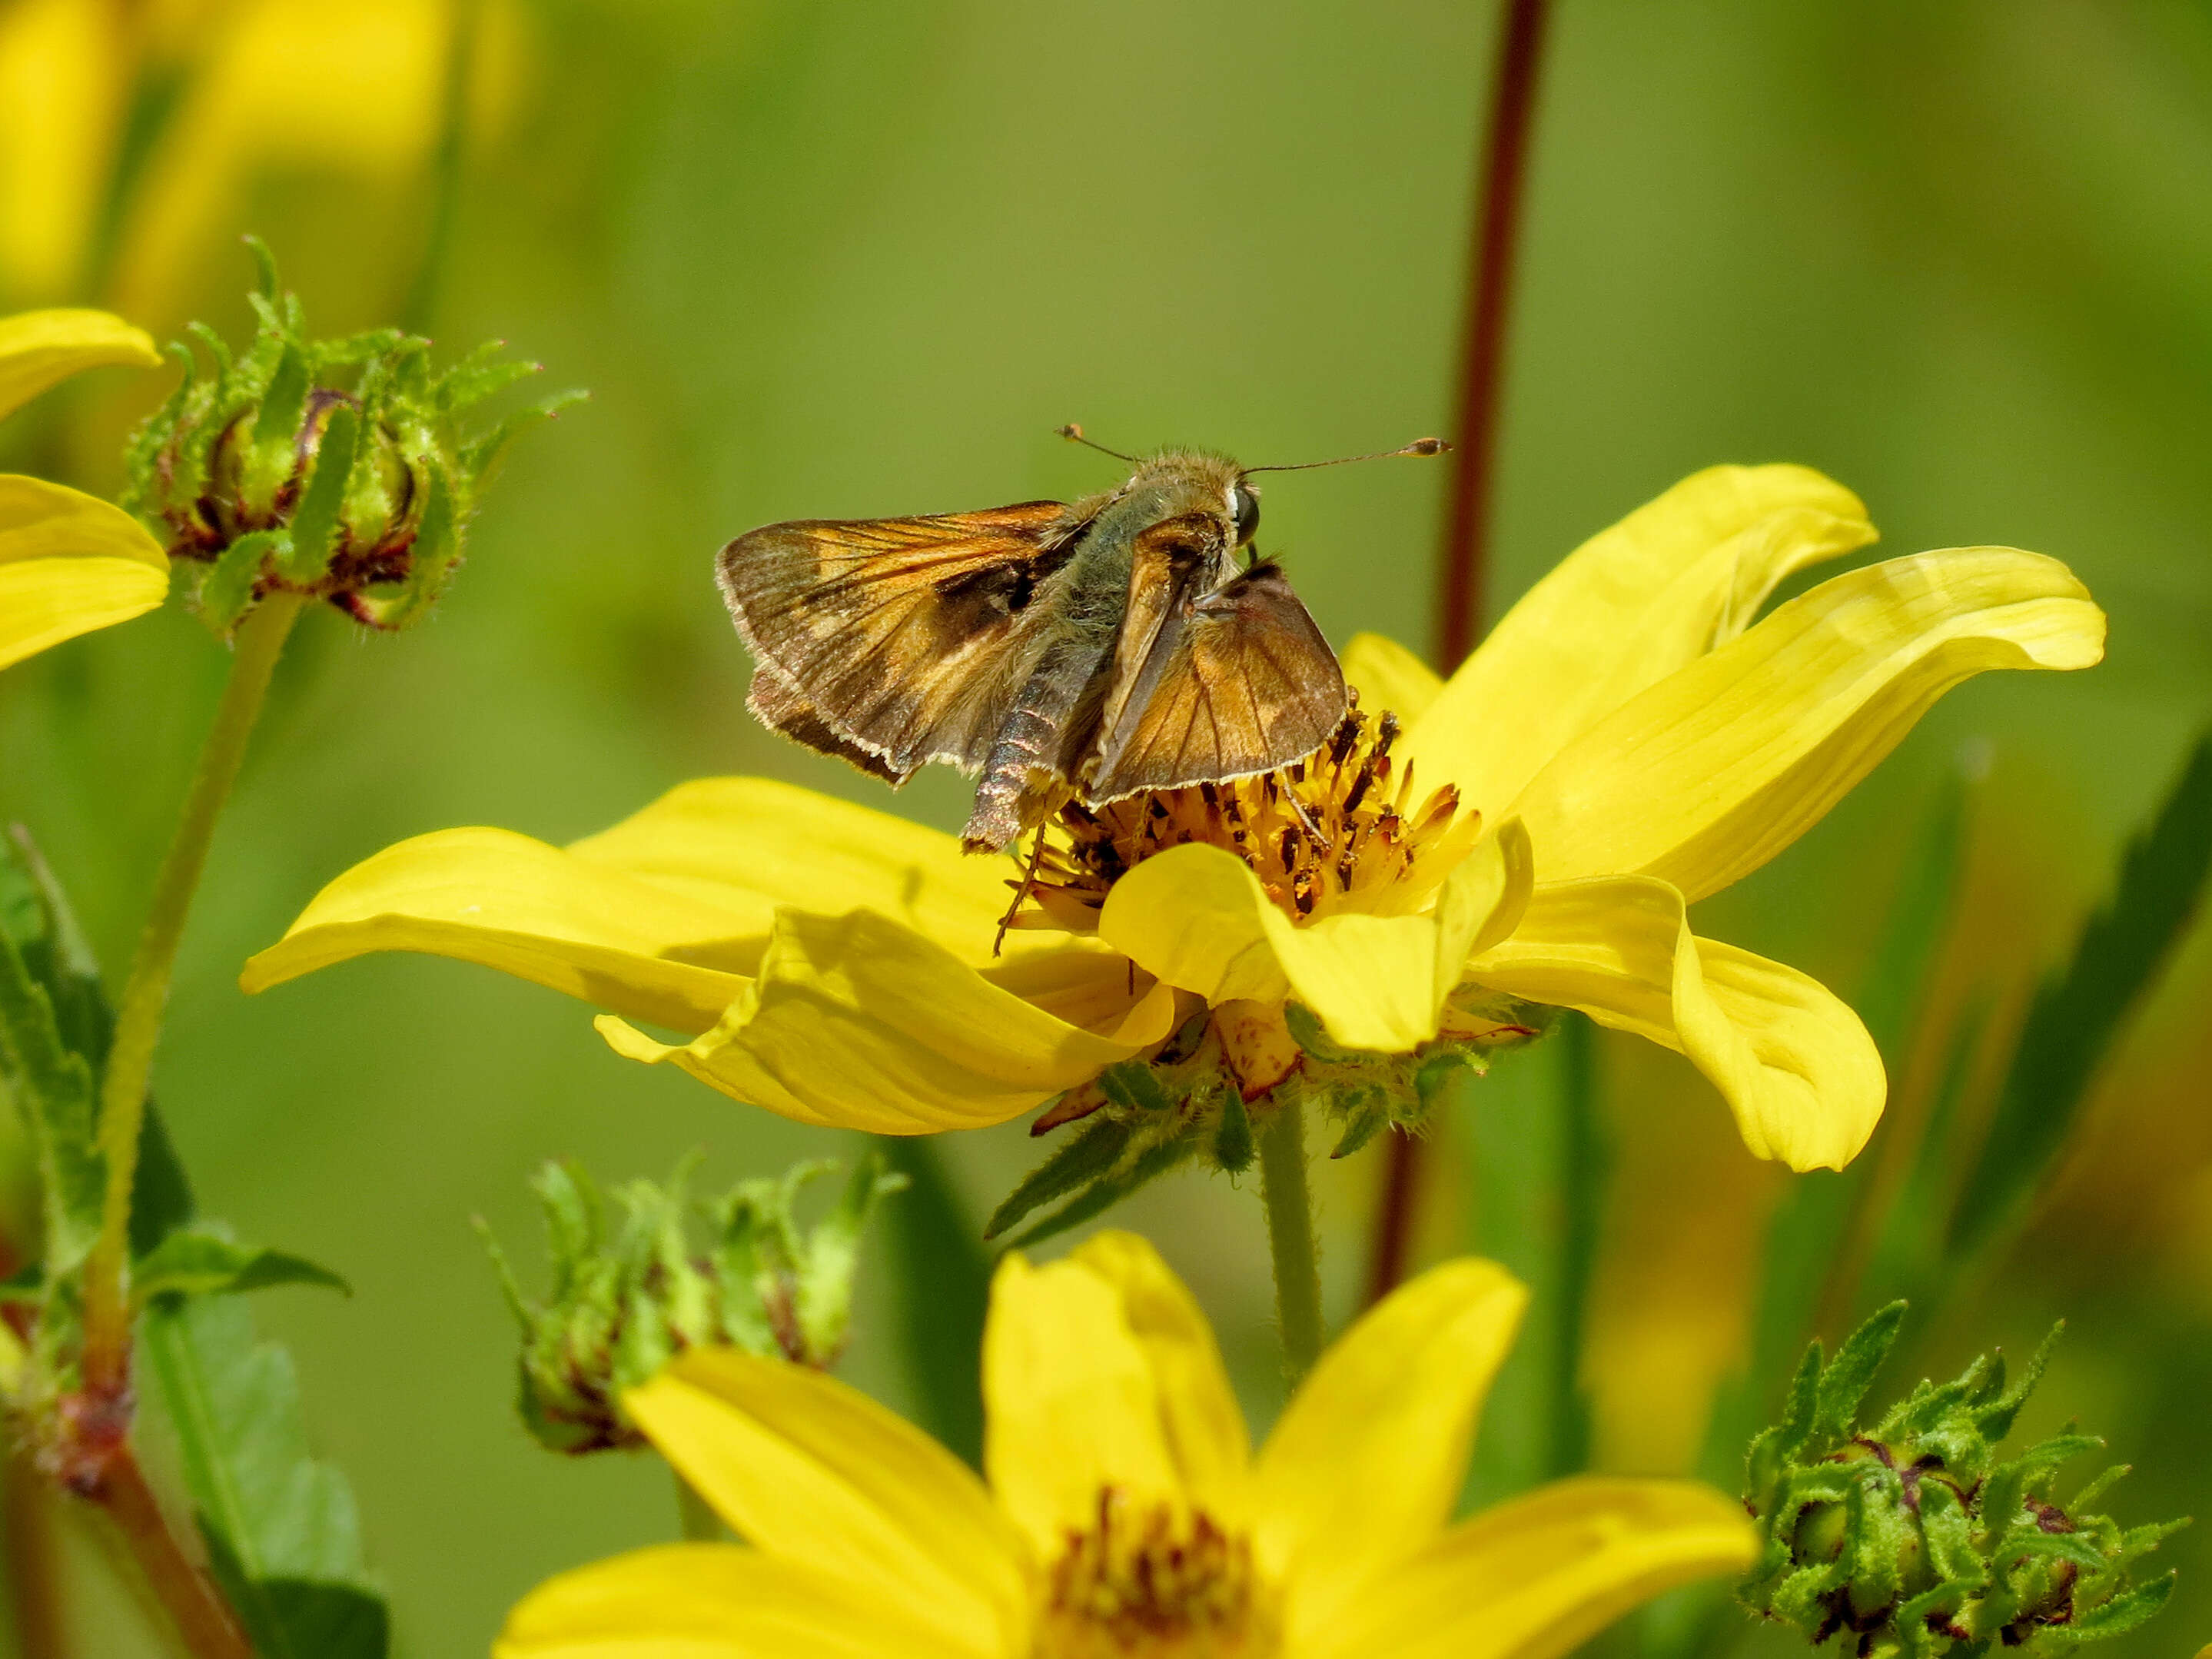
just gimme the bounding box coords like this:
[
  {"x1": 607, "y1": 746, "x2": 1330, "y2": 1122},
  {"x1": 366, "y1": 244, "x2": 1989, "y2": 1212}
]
[
  {"x1": 1253, "y1": 1258, "x2": 1526, "y2": 1635},
  {"x1": 595, "y1": 910, "x2": 1175, "y2": 1132},
  {"x1": 0, "y1": 476, "x2": 169, "y2": 669},
  {"x1": 0, "y1": 311, "x2": 159, "y2": 421},
  {"x1": 0, "y1": 5, "x2": 121, "y2": 301},
  {"x1": 496, "y1": 1543, "x2": 960, "y2": 1658},
  {"x1": 1403, "y1": 464, "x2": 1873, "y2": 815},
  {"x1": 1067, "y1": 1232, "x2": 1249, "y2": 1517},
  {"x1": 1465, "y1": 876, "x2": 1884, "y2": 1171},
  {"x1": 984, "y1": 1249, "x2": 1185, "y2": 1558},
  {"x1": 568, "y1": 776, "x2": 1032, "y2": 969},
  {"x1": 241, "y1": 826, "x2": 754, "y2": 1034},
  {"x1": 1340, "y1": 630, "x2": 1443, "y2": 724},
  {"x1": 1508, "y1": 548, "x2": 2105, "y2": 901},
  {"x1": 243, "y1": 776, "x2": 1062, "y2": 1032},
  {"x1": 1297, "y1": 1478, "x2": 1755, "y2": 1659},
  {"x1": 1098, "y1": 819, "x2": 1532, "y2": 1052},
  {"x1": 624, "y1": 1351, "x2": 1025, "y2": 1657}
]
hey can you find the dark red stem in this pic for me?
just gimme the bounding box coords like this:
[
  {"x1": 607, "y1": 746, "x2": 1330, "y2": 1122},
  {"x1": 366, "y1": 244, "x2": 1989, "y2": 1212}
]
[{"x1": 1369, "y1": 0, "x2": 1553, "y2": 1308}]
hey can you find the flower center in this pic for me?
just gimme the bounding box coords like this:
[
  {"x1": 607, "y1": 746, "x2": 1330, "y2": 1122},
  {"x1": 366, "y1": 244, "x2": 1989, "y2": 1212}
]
[
  {"x1": 1019, "y1": 695, "x2": 1469, "y2": 934},
  {"x1": 1034, "y1": 1489, "x2": 1277, "y2": 1659}
]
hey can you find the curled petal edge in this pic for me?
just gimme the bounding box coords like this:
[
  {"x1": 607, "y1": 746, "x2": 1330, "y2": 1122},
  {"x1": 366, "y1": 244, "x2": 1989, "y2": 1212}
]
[{"x1": 1464, "y1": 875, "x2": 1884, "y2": 1171}]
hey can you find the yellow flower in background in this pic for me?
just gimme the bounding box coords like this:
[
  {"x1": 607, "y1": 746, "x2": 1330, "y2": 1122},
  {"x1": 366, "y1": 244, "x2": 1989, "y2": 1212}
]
[
  {"x1": 0, "y1": 308, "x2": 168, "y2": 668},
  {"x1": 244, "y1": 466, "x2": 2105, "y2": 1172},
  {"x1": 0, "y1": 0, "x2": 522, "y2": 318},
  {"x1": 496, "y1": 1232, "x2": 1754, "y2": 1659}
]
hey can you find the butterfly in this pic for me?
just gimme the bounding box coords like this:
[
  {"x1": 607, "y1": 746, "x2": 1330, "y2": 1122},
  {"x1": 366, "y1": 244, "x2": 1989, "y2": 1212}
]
[{"x1": 717, "y1": 430, "x2": 1446, "y2": 856}]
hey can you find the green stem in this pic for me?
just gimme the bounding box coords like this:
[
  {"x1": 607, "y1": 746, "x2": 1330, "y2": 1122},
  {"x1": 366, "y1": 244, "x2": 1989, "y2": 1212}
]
[
  {"x1": 1258, "y1": 1093, "x2": 1323, "y2": 1382},
  {"x1": 81, "y1": 593, "x2": 307, "y2": 1394},
  {"x1": 674, "y1": 1470, "x2": 722, "y2": 1542}
]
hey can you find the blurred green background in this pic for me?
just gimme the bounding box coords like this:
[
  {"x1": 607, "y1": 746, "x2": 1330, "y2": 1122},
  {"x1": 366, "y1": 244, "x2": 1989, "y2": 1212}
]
[{"x1": 4, "y1": 0, "x2": 2210, "y2": 1653}]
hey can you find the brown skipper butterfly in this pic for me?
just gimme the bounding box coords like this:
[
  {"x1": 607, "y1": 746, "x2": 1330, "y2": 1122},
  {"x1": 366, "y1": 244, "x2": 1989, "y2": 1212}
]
[{"x1": 717, "y1": 428, "x2": 1447, "y2": 856}]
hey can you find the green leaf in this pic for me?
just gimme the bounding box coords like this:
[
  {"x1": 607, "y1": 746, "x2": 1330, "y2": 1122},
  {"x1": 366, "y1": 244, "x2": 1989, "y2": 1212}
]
[
  {"x1": 133, "y1": 1226, "x2": 349, "y2": 1308},
  {"x1": 1211, "y1": 1092, "x2": 1254, "y2": 1174},
  {"x1": 791, "y1": 1151, "x2": 905, "y2": 1359},
  {"x1": 0, "y1": 927, "x2": 104, "y2": 1272},
  {"x1": 1813, "y1": 1302, "x2": 1906, "y2": 1440},
  {"x1": 996, "y1": 1129, "x2": 1200, "y2": 1253},
  {"x1": 1951, "y1": 726, "x2": 2212, "y2": 1255},
  {"x1": 278, "y1": 401, "x2": 358, "y2": 580},
  {"x1": 141, "y1": 1295, "x2": 388, "y2": 1659},
  {"x1": 0, "y1": 828, "x2": 197, "y2": 1258},
  {"x1": 200, "y1": 528, "x2": 288, "y2": 633},
  {"x1": 981, "y1": 1113, "x2": 1132, "y2": 1241},
  {"x1": 873, "y1": 1135, "x2": 989, "y2": 1468}
]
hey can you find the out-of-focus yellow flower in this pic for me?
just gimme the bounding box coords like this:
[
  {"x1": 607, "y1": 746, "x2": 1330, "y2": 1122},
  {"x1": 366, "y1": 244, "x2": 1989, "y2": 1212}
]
[
  {"x1": 0, "y1": 0, "x2": 522, "y2": 318},
  {"x1": 244, "y1": 467, "x2": 2106, "y2": 1172},
  {"x1": 496, "y1": 1232, "x2": 1755, "y2": 1659},
  {"x1": 0, "y1": 308, "x2": 167, "y2": 668}
]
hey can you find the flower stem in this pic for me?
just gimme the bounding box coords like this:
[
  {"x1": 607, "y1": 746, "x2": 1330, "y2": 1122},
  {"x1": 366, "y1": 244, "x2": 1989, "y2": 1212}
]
[
  {"x1": 674, "y1": 1470, "x2": 722, "y2": 1542},
  {"x1": 1258, "y1": 1094, "x2": 1323, "y2": 1382},
  {"x1": 1373, "y1": 0, "x2": 1553, "y2": 1309},
  {"x1": 80, "y1": 593, "x2": 307, "y2": 1396},
  {"x1": 94, "y1": 1445, "x2": 252, "y2": 1659}
]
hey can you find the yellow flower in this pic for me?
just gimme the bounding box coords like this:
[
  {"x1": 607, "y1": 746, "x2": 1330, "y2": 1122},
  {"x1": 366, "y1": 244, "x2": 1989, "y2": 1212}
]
[
  {"x1": 0, "y1": 0, "x2": 522, "y2": 319},
  {"x1": 496, "y1": 1231, "x2": 1755, "y2": 1659},
  {"x1": 243, "y1": 466, "x2": 2104, "y2": 1170},
  {"x1": 0, "y1": 308, "x2": 168, "y2": 669}
]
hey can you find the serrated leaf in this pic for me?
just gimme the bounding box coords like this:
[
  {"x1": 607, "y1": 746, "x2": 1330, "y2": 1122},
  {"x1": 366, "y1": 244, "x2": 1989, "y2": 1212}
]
[
  {"x1": 982, "y1": 1114, "x2": 1132, "y2": 1241},
  {"x1": 200, "y1": 528, "x2": 288, "y2": 633},
  {"x1": 141, "y1": 1295, "x2": 387, "y2": 1659},
  {"x1": 0, "y1": 928, "x2": 104, "y2": 1272},
  {"x1": 1951, "y1": 728, "x2": 2212, "y2": 1254},
  {"x1": 278, "y1": 401, "x2": 357, "y2": 580},
  {"x1": 996, "y1": 1129, "x2": 1200, "y2": 1253},
  {"x1": 2061, "y1": 1572, "x2": 2175, "y2": 1641},
  {"x1": 790, "y1": 1151, "x2": 905, "y2": 1359},
  {"x1": 1329, "y1": 1098, "x2": 1387, "y2": 1159},
  {"x1": 1814, "y1": 1302, "x2": 1906, "y2": 1439},
  {"x1": 133, "y1": 1226, "x2": 349, "y2": 1308}
]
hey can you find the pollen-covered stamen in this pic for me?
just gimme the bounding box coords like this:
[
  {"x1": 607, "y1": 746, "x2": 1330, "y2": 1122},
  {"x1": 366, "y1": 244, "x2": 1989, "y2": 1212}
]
[
  {"x1": 1035, "y1": 1488, "x2": 1276, "y2": 1659},
  {"x1": 1015, "y1": 690, "x2": 1471, "y2": 933}
]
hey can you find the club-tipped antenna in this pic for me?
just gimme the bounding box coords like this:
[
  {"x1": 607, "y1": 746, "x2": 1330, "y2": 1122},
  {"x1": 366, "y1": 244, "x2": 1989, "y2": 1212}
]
[
  {"x1": 1055, "y1": 423, "x2": 1142, "y2": 464},
  {"x1": 1244, "y1": 436, "x2": 1452, "y2": 474}
]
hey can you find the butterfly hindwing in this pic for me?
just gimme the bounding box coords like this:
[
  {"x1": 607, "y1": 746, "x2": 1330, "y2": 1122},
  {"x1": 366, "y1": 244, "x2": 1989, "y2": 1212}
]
[
  {"x1": 718, "y1": 502, "x2": 1082, "y2": 776},
  {"x1": 1083, "y1": 534, "x2": 1348, "y2": 800}
]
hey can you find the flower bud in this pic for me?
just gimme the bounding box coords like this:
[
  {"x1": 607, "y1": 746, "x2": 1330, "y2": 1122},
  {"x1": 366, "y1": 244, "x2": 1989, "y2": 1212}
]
[
  {"x1": 123, "y1": 239, "x2": 580, "y2": 636},
  {"x1": 476, "y1": 1153, "x2": 905, "y2": 1455},
  {"x1": 1739, "y1": 1303, "x2": 2186, "y2": 1654}
]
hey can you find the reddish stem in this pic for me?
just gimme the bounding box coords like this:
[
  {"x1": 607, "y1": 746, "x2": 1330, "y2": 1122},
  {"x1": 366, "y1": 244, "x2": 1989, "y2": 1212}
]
[
  {"x1": 91, "y1": 1447, "x2": 252, "y2": 1659},
  {"x1": 1368, "y1": 0, "x2": 1553, "y2": 1308}
]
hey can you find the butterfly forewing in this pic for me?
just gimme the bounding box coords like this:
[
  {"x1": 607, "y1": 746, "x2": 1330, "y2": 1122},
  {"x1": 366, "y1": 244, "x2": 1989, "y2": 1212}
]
[
  {"x1": 1083, "y1": 557, "x2": 1348, "y2": 800},
  {"x1": 717, "y1": 503, "x2": 1080, "y2": 775}
]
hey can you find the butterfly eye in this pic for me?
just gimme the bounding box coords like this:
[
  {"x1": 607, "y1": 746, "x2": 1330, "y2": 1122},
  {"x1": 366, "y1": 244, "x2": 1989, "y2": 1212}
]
[{"x1": 1231, "y1": 483, "x2": 1260, "y2": 545}]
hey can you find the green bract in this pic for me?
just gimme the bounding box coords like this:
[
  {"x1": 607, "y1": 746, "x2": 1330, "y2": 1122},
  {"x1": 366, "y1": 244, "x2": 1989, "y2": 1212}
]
[
  {"x1": 477, "y1": 1154, "x2": 906, "y2": 1455},
  {"x1": 123, "y1": 240, "x2": 580, "y2": 635},
  {"x1": 980, "y1": 996, "x2": 1546, "y2": 1253},
  {"x1": 1740, "y1": 1304, "x2": 2186, "y2": 1657}
]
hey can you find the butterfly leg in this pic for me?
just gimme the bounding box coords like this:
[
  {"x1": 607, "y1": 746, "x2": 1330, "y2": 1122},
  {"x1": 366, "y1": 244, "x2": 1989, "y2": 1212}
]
[{"x1": 993, "y1": 826, "x2": 1051, "y2": 957}]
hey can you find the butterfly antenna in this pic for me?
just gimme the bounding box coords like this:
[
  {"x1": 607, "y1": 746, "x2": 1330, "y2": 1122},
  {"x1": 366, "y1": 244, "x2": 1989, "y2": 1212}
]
[
  {"x1": 1244, "y1": 436, "x2": 1451, "y2": 474},
  {"x1": 1055, "y1": 423, "x2": 1142, "y2": 464}
]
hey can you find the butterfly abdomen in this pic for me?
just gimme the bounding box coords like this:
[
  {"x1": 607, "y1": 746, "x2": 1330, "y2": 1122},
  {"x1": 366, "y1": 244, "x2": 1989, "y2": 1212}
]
[{"x1": 962, "y1": 627, "x2": 1109, "y2": 853}]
